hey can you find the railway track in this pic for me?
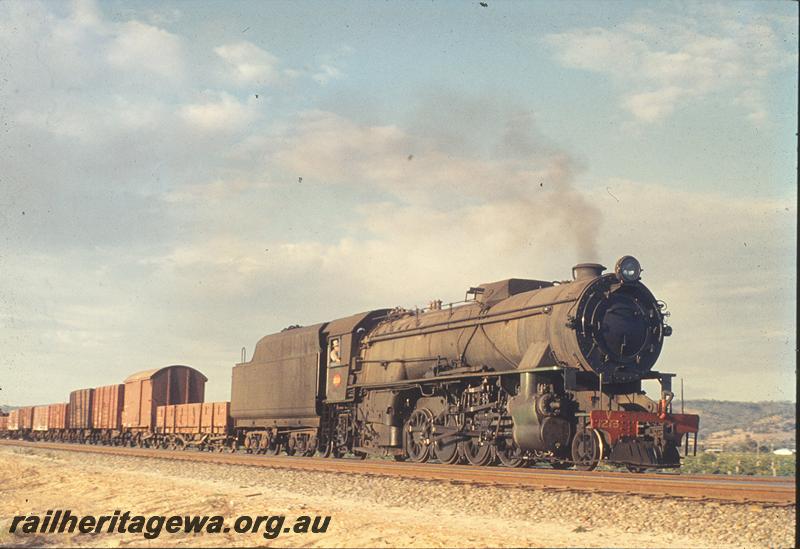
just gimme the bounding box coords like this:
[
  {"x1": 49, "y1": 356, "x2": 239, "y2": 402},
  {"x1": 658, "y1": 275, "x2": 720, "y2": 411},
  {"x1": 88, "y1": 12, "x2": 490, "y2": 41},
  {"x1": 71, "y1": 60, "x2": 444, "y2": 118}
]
[{"x1": 2, "y1": 439, "x2": 794, "y2": 506}]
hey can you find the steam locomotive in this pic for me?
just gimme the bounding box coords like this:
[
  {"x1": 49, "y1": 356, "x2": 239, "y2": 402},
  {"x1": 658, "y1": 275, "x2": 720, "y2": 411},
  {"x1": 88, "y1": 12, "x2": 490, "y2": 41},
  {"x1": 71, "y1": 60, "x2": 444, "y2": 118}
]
[
  {"x1": 232, "y1": 255, "x2": 698, "y2": 470},
  {"x1": 2, "y1": 256, "x2": 699, "y2": 471}
]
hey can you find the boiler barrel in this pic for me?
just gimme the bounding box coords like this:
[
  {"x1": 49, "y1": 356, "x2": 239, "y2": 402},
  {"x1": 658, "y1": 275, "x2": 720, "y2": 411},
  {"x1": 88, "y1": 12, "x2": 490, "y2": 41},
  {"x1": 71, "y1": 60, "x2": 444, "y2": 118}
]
[
  {"x1": 360, "y1": 278, "x2": 593, "y2": 382},
  {"x1": 360, "y1": 271, "x2": 666, "y2": 383}
]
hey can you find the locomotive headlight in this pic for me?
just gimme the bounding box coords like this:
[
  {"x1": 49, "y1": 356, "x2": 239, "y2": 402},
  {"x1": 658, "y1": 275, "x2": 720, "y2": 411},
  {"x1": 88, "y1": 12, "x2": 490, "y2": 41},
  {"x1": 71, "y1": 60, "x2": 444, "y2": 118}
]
[{"x1": 615, "y1": 255, "x2": 641, "y2": 283}]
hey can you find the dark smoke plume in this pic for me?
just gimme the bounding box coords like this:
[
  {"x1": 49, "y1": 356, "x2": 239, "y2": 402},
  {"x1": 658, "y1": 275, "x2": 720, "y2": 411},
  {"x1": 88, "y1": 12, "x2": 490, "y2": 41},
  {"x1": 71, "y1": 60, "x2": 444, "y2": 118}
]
[{"x1": 404, "y1": 94, "x2": 603, "y2": 261}]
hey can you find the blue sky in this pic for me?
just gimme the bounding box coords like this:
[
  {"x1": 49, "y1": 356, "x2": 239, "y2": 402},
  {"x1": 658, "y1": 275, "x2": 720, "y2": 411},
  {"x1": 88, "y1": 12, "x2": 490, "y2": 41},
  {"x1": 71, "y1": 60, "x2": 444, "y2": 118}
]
[{"x1": 0, "y1": 0, "x2": 796, "y2": 405}]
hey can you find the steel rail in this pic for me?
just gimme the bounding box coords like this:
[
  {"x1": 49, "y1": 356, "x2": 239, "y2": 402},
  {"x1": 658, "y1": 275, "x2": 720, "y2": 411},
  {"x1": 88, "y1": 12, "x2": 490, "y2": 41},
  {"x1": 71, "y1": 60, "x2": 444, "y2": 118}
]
[{"x1": 1, "y1": 440, "x2": 794, "y2": 506}]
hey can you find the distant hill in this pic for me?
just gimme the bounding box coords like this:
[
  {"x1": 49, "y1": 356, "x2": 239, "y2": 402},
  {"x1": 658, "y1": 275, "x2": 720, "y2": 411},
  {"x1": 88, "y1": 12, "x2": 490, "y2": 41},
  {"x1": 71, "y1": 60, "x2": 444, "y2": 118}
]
[{"x1": 683, "y1": 400, "x2": 796, "y2": 450}]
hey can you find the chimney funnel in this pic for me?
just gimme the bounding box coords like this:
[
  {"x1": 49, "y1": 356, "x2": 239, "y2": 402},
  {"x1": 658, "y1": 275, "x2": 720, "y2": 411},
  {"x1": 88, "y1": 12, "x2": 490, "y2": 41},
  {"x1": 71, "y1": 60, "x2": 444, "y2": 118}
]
[{"x1": 572, "y1": 263, "x2": 606, "y2": 281}]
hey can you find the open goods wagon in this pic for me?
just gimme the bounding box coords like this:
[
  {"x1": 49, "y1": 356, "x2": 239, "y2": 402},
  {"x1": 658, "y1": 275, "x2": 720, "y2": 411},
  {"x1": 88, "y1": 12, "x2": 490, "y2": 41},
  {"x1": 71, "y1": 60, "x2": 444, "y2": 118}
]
[
  {"x1": 48, "y1": 404, "x2": 69, "y2": 431},
  {"x1": 55, "y1": 384, "x2": 123, "y2": 443},
  {"x1": 68, "y1": 388, "x2": 93, "y2": 430},
  {"x1": 28, "y1": 403, "x2": 69, "y2": 441},
  {"x1": 8, "y1": 407, "x2": 34, "y2": 434},
  {"x1": 32, "y1": 406, "x2": 49, "y2": 432},
  {"x1": 92, "y1": 384, "x2": 124, "y2": 430},
  {"x1": 155, "y1": 401, "x2": 232, "y2": 450}
]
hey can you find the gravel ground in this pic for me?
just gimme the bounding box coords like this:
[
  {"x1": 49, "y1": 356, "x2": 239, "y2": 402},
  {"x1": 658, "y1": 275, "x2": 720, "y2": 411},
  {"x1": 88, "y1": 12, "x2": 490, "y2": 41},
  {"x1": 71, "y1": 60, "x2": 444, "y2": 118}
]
[{"x1": 0, "y1": 445, "x2": 795, "y2": 548}]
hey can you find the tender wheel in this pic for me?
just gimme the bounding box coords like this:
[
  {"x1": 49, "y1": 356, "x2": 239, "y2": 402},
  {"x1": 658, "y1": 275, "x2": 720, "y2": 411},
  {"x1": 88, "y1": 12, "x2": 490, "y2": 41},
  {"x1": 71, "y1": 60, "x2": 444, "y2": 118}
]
[
  {"x1": 571, "y1": 428, "x2": 603, "y2": 471},
  {"x1": 265, "y1": 440, "x2": 282, "y2": 456},
  {"x1": 404, "y1": 409, "x2": 433, "y2": 463},
  {"x1": 460, "y1": 438, "x2": 493, "y2": 466},
  {"x1": 432, "y1": 416, "x2": 461, "y2": 465},
  {"x1": 495, "y1": 439, "x2": 525, "y2": 467},
  {"x1": 285, "y1": 436, "x2": 297, "y2": 456},
  {"x1": 303, "y1": 435, "x2": 317, "y2": 457}
]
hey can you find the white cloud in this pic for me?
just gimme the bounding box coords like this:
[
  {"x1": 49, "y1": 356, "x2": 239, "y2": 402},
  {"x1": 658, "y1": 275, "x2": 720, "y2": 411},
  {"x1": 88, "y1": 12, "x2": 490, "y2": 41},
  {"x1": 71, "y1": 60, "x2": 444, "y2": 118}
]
[
  {"x1": 544, "y1": 9, "x2": 796, "y2": 124},
  {"x1": 214, "y1": 41, "x2": 282, "y2": 86},
  {"x1": 312, "y1": 64, "x2": 343, "y2": 85},
  {"x1": 179, "y1": 92, "x2": 260, "y2": 133},
  {"x1": 623, "y1": 87, "x2": 685, "y2": 122},
  {"x1": 106, "y1": 20, "x2": 184, "y2": 79},
  {"x1": 309, "y1": 45, "x2": 353, "y2": 85}
]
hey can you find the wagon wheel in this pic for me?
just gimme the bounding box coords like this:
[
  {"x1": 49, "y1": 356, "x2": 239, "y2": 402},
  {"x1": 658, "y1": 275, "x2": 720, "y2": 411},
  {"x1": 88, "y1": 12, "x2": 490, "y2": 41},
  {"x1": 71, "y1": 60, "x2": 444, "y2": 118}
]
[
  {"x1": 404, "y1": 409, "x2": 433, "y2": 463},
  {"x1": 495, "y1": 438, "x2": 525, "y2": 468},
  {"x1": 571, "y1": 427, "x2": 603, "y2": 471},
  {"x1": 432, "y1": 416, "x2": 461, "y2": 465},
  {"x1": 460, "y1": 438, "x2": 494, "y2": 466}
]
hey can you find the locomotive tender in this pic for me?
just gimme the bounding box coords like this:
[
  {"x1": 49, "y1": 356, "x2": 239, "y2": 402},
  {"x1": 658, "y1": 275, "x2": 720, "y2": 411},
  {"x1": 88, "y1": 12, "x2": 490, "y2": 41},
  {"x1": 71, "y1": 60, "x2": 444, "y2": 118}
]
[
  {"x1": 1, "y1": 255, "x2": 699, "y2": 471},
  {"x1": 232, "y1": 255, "x2": 699, "y2": 470}
]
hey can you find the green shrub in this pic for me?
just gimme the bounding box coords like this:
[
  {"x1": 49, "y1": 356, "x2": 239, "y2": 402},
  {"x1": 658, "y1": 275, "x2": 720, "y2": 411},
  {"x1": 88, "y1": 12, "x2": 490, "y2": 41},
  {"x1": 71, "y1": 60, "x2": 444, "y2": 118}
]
[{"x1": 681, "y1": 452, "x2": 795, "y2": 476}]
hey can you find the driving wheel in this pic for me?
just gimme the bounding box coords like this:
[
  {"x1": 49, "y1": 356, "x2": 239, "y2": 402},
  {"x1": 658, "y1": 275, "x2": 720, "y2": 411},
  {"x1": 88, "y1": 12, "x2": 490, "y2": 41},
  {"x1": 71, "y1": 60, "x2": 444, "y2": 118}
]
[
  {"x1": 404, "y1": 409, "x2": 433, "y2": 463},
  {"x1": 495, "y1": 438, "x2": 525, "y2": 467},
  {"x1": 460, "y1": 438, "x2": 494, "y2": 466},
  {"x1": 432, "y1": 416, "x2": 461, "y2": 465}
]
